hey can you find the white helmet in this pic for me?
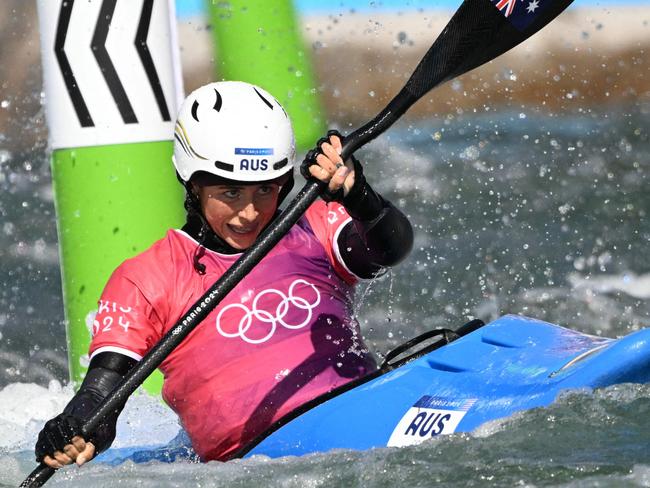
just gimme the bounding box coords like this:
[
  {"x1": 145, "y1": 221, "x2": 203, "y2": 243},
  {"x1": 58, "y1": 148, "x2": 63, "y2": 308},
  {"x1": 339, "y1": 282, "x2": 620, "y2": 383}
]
[{"x1": 173, "y1": 81, "x2": 295, "y2": 183}]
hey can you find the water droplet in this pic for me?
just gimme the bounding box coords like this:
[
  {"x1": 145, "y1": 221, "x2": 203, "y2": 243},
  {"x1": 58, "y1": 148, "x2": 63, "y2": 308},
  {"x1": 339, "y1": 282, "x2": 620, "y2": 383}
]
[
  {"x1": 0, "y1": 150, "x2": 12, "y2": 165},
  {"x1": 79, "y1": 354, "x2": 90, "y2": 368}
]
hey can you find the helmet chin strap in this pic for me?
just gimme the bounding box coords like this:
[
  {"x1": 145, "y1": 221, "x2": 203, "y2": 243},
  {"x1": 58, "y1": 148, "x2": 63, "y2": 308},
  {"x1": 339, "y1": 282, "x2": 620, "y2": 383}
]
[{"x1": 182, "y1": 184, "x2": 212, "y2": 273}]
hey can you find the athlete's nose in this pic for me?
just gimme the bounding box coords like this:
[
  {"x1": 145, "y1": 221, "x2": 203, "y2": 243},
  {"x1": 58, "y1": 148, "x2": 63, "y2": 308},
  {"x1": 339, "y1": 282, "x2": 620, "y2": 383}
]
[{"x1": 238, "y1": 201, "x2": 259, "y2": 223}]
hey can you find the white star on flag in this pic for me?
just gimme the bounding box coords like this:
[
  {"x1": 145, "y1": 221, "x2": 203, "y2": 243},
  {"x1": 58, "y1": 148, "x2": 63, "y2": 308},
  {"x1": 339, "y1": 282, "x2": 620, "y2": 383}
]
[{"x1": 527, "y1": 0, "x2": 540, "y2": 13}]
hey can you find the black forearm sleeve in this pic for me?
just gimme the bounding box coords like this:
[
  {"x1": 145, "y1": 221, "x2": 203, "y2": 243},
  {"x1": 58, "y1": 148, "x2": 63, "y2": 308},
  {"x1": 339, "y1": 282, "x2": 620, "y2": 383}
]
[
  {"x1": 63, "y1": 352, "x2": 137, "y2": 453},
  {"x1": 338, "y1": 192, "x2": 414, "y2": 279}
]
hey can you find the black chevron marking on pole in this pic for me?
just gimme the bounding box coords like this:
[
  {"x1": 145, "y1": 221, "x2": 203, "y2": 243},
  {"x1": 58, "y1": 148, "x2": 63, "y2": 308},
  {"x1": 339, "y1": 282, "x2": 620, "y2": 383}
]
[
  {"x1": 91, "y1": 0, "x2": 138, "y2": 124},
  {"x1": 135, "y1": 0, "x2": 171, "y2": 121},
  {"x1": 54, "y1": 0, "x2": 94, "y2": 127}
]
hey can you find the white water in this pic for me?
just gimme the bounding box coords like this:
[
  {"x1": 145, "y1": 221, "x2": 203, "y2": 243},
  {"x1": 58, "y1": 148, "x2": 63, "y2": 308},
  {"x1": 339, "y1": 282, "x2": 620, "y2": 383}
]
[{"x1": 0, "y1": 382, "x2": 180, "y2": 453}]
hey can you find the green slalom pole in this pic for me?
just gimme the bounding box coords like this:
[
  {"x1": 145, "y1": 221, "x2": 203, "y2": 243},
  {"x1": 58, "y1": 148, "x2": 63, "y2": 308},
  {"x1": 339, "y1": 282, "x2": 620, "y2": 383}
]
[
  {"x1": 53, "y1": 143, "x2": 184, "y2": 393},
  {"x1": 206, "y1": 0, "x2": 326, "y2": 151},
  {"x1": 37, "y1": 0, "x2": 185, "y2": 394}
]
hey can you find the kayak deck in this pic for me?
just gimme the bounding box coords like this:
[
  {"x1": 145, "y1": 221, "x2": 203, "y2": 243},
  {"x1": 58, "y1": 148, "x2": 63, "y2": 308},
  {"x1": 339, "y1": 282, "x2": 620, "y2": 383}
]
[{"x1": 244, "y1": 315, "x2": 650, "y2": 457}]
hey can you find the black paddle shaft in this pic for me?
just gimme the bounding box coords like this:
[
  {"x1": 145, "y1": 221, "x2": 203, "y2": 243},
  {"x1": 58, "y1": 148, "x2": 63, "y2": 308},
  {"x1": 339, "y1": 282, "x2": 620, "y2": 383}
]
[{"x1": 21, "y1": 0, "x2": 573, "y2": 485}]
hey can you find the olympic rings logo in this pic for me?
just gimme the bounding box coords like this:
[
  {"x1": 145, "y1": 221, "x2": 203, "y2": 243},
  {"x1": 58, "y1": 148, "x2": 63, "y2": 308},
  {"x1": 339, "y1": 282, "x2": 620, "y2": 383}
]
[{"x1": 216, "y1": 279, "x2": 321, "y2": 344}]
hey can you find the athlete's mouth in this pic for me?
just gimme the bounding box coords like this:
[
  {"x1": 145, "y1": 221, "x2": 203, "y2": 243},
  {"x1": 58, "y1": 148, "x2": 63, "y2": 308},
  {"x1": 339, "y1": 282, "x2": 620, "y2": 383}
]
[{"x1": 227, "y1": 224, "x2": 258, "y2": 235}]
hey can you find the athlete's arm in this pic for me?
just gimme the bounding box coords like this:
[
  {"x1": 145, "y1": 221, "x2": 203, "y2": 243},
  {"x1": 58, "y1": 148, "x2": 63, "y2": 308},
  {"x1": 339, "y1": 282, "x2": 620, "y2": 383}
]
[
  {"x1": 302, "y1": 132, "x2": 414, "y2": 279},
  {"x1": 338, "y1": 179, "x2": 413, "y2": 279},
  {"x1": 35, "y1": 352, "x2": 136, "y2": 468}
]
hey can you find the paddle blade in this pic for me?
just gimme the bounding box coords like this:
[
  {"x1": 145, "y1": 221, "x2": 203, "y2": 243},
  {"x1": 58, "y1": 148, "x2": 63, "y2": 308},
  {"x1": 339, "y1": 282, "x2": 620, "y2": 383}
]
[
  {"x1": 341, "y1": 0, "x2": 574, "y2": 159},
  {"x1": 405, "y1": 0, "x2": 574, "y2": 99}
]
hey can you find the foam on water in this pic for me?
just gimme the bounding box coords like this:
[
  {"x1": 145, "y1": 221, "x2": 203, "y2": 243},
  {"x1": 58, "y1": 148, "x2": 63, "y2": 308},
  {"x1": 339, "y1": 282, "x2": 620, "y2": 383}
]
[
  {"x1": 568, "y1": 273, "x2": 650, "y2": 301},
  {"x1": 0, "y1": 381, "x2": 181, "y2": 480},
  {"x1": 0, "y1": 382, "x2": 71, "y2": 452}
]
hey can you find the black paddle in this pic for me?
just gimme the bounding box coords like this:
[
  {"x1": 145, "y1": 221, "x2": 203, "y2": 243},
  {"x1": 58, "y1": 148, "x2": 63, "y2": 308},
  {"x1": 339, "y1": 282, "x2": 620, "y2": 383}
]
[{"x1": 21, "y1": 0, "x2": 573, "y2": 485}]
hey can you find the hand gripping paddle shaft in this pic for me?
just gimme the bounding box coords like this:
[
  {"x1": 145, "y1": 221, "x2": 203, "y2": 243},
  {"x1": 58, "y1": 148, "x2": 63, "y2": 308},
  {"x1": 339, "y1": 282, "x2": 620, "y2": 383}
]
[{"x1": 21, "y1": 0, "x2": 573, "y2": 485}]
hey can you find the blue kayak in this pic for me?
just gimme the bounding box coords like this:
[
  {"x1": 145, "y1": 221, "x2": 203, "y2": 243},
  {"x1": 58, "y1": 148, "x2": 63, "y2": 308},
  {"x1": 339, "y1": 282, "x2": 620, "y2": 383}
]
[
  {"x1": 99, "y1": 314, "x2": 650, "y2": 464},
  {"x1": 242, "y1": 314, "x2": 650, "y2": 458}
]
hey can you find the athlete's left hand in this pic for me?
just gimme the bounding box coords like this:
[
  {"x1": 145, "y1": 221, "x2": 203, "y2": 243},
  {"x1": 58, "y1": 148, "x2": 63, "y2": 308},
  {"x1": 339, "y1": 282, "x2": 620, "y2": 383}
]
[{"x1": 306, "y1": 134, "x2": 356, "y2": 198}]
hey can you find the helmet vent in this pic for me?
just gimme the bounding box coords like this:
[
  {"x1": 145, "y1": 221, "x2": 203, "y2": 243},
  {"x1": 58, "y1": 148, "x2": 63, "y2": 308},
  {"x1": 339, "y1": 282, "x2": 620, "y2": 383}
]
[
  {"x1": 273, "y1": 158, "x2": 288, "y2": 170},
  {"x1": 214, "y1": 160, "x2": 234, "y2": 172},
  {"x1": 213, "y1": 89, "x2": 223, "y2": 112},
  {"x1": 191, "y1": 100, "x2": 200, "y2": 122},
  {"x1": 253, "y1": 87, "x2": 274, "y2": 110}
]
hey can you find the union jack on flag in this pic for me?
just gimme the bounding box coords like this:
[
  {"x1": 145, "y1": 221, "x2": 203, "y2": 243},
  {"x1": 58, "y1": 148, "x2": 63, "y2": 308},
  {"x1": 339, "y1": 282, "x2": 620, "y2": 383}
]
[
  {"x1": 492, "y1": 0, "x2": 547, "y2": 31},
  {"x1": 494, "y1": 0, "x2": 518, "y2": 17}
]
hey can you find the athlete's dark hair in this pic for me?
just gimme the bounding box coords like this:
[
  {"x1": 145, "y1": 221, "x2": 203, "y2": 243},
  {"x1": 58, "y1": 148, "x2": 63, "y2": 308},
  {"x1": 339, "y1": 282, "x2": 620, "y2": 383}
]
[{"x1": 183, "y1": 185, "x2": 209, "y2": 275}]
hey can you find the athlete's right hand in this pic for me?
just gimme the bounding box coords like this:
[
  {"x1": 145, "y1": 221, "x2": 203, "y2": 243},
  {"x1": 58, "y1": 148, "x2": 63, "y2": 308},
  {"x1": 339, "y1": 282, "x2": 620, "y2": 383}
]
[{"x1": 35, "y1": 413, "x2": 96, "y2": 468}]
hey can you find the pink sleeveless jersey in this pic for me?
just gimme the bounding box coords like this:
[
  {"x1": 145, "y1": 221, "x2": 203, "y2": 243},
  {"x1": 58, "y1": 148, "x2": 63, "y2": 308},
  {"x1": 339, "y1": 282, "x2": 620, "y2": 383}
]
[{"x1": 89, "y1": 201, "x2": 377, "y2": 461}]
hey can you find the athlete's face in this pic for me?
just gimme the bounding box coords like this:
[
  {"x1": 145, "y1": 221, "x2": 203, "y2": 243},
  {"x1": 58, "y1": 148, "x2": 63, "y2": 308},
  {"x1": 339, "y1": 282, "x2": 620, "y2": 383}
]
[{"x1": 195, "y1": 182, "x2": 281, "y2": 250}]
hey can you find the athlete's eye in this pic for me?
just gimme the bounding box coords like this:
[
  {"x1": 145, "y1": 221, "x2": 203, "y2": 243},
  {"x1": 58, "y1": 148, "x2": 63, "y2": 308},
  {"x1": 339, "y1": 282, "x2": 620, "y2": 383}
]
[
  {"x1": 222, "y1": 189, "x2": 240, "y2": 199},
  {"x1": 258, "y1": 185, "x2": 276, "y2": 196}
]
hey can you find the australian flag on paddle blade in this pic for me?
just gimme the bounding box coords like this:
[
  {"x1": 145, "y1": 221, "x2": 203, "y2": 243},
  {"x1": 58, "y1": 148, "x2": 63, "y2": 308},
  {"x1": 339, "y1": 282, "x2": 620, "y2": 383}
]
[{"x1": 492, "y1": 0, "x2": 549, "y2": 31}]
